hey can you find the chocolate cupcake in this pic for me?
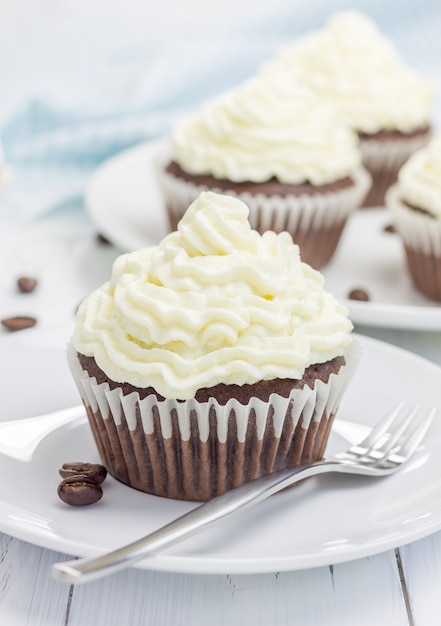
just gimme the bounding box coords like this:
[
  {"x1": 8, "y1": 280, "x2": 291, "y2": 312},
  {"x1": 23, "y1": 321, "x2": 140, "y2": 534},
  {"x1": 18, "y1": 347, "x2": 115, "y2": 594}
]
[
  {"x1": 69, "y1": 191, "x2": 359, "y2": 501},
  {"x1": 386, "y1": 135, "x2": 441, "y2": 301},
  {"x1": 156, "y1": 75, "x2": 370, "y2": 269},
  {"x1": 275, "y1": 11, "x2": 434, "y2": 207}
]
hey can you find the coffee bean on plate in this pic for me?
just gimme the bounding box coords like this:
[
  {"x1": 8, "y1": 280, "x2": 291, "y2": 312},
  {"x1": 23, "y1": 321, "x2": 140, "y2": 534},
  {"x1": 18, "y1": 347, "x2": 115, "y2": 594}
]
[
  {"x1": 383, "y1": 223, "x2": 396, "y2": 234},
  {"x1": 59, "y1": 462, "x2": 108, "y2": 484},
  {"x1": 96, "y1": 232, "x2": 111, "y2": 245},
  {"x1": 17, "y1": 277, "x2": 38, "y2": 293},
  {"x1": 57, "y1": 474, "x2": 103, "y2": 506},
  {"x1": 1, "y1": 316, "x2": 37, "y2": 331},
  {"x1": 348, "y1": 288, "x2": 370, "y2": 302}
]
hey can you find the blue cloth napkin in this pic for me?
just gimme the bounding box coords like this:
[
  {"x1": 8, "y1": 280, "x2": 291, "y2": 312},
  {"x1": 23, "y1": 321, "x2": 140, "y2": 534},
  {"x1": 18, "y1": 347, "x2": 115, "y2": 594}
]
[{"x1": 0, "y1": 0, "x2": 440, "y2": 224}]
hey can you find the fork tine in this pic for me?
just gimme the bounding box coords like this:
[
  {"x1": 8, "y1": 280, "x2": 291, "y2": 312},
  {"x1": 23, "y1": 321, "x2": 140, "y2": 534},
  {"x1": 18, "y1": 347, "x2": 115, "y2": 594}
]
[
  {"x1": 359, "y1": 401, "x2": 405, "y2": 449},
  {"x1": 397, "y1": 408, "x2": 436, "y2": 460},
  {"x1": 375, "y1": 405, "x2": 421, "y2": 455}
]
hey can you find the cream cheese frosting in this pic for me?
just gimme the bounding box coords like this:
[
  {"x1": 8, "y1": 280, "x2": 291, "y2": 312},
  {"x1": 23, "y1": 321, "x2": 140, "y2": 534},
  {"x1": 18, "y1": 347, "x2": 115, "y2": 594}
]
[
  {"x1": 397, "y1": 135, "x2": 441, "y2": 217},
  {"x1": 73, "y1": 192, "x2": 353, "y2": 399},
  {"x1": 171, "y1": 75, "x2": 362, "y2": 186},
  {"x1": 276, "y1": 11, "x2": 433, "y2": 134}
]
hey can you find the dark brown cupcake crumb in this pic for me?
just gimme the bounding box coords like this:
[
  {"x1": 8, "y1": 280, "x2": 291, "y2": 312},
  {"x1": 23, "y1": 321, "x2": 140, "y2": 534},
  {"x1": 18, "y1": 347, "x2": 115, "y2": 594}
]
[
  {"x1": 348, "y1": 288, "x2": 370, "y2": 302},
  {"x1": 165, "y1": 160, "x2": 353, "y2": 197},
  {"x1": 383, "y1": 223, "x2": 396, "y2": 233},
  {"x1": 96, "y1": 233, "x2": 111, "y2": 245},
  {"x1": 17, "y1": 277, "x2": 38, "y2": 293},
  {"x1": 77, "y1": 352, "x2": 345, "y2": 405}
]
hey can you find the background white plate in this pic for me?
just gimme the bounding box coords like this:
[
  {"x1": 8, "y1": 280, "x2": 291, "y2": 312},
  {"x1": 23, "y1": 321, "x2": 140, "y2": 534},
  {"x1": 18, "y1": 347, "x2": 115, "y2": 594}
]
[
  {"x1": 0, "y1": 326, "x2": 440, "y2": 574},
  {"x1": 86, "y1": 140, "x2": 168, "y2": 252},
  {"x1": 86, "y1": 141, "x2": 441, "y2": 330}
]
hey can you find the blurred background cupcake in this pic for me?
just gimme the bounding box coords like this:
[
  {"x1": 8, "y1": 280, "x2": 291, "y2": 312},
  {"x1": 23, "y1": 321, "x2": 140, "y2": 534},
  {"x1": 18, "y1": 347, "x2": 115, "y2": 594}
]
[
  {"x1": 386, "y1": 135, "x2": 441, "y2": 301},
  {"x1": 156, "y1": 74, "x2": 370, "y2": 269},
  {"x1": 275, "y1": 11, "x2": 434, "y2": 208},
  {"x1": 68, "y1": 191, "x2": 359, "y2": 501}
]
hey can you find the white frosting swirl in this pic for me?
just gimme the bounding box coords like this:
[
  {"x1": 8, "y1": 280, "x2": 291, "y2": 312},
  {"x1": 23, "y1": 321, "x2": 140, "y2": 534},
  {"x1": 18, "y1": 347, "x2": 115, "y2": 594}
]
[
  {"x1": 73, "y1": 192, "x2": 353, "y2": 399},
  {"x1": 276, "y1": 11, "x2": 433, "y2": 134},
  {"x1": 171, "y1": 75, "x2": 361, "y2": 186},
  {"x1": 397, "y1": 135, "x2": 441, "y2": 217}
]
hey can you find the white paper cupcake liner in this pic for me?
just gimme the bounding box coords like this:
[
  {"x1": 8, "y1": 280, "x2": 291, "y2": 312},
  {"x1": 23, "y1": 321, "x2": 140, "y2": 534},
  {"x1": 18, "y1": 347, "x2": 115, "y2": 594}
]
[
  {"x1": 386, "y1": 185, "x2": 441, "y2": 255},
  {"x1": 155, "y1": 152, "x2": 370, "y2": 269},
  {"x1": 67, "y1": 341, "x2": 360, "y2": 501},
  {"x1": 386, "y1": 185, "x2": 441, "y2": 301}
]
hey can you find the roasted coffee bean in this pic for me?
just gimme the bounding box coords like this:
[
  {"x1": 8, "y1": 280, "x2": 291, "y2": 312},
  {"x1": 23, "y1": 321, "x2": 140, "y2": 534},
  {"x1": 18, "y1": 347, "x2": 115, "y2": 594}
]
[
  {"x1": 17, "y1": 277, "x2": 38, "y2": 293},
  {"x1": 59, "y1": 462, "x2": 107, "y2": 484},
  {"x1": 383, "y1": 223, "x2": 396, "y2": 234},
  {"x1": 57, "y1": 474, "x2": 103, "y2": 506},
  {"x1": 96, "y1": 232, "x2": 111, "y2": 245},
  {"x1": 1, "y1": 316, "x2": 37, "y2": 331},
  {"x1": 348, "y1": 288, "x2": 370, "y2": 302}
]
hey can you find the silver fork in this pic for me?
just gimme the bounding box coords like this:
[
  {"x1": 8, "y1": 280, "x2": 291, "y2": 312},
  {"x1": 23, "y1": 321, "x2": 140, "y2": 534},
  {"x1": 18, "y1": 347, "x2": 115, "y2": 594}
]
[{"x1": 52, "y1": 402, "x2": 435, "y2": 585}]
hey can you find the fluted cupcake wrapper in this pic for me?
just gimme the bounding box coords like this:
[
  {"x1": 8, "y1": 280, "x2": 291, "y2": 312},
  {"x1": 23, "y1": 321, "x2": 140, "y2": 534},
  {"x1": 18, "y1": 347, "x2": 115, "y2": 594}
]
[
  {"x1": 67, "y1": 342, "x2": 360, "y2": 501},
  {"x1": 155, "y1": 152, "x2": 371, "y2": 269},
  {"x1": 386, "y1": 185, "x2": 441, "y2": 301},
  {"x1": 359, "y1": 129, "x2": 432, "y2": 208}
]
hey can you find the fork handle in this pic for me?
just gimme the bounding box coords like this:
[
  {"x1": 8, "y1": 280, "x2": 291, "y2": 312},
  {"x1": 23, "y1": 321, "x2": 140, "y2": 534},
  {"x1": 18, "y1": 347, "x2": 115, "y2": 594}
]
[{"x1": 52, "y1": 460, "x2": 340, "y2": 585}]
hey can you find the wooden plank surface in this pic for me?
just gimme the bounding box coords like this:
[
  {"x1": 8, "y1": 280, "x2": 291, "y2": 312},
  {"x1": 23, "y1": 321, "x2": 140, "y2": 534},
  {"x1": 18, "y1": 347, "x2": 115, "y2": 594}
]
[
  {"x1": 400, "y1": 531, "x2": 441, "y2": 626},
  {"x1": 1, "y1": 532, "x2": 413, "y2": 626},
  {"x1": 0, "y1": 535, "x2": 71, "y2": 625}
]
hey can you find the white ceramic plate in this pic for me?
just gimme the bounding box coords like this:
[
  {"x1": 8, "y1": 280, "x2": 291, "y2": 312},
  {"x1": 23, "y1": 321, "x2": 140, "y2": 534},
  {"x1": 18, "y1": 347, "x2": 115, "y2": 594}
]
[
  {"x1": 86, "y1": 140, "x2": 441, "y2": 330},
  {"x1": 85, "y1": 140, "x2": 169, "y2": 252},
  {"x1": 1, "y1": 326, "x2": 441, "y2": 574}
]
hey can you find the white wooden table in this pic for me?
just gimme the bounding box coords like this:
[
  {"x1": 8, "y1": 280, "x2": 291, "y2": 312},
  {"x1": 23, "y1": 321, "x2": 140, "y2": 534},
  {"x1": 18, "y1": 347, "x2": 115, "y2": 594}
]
[
  {"x1": 1, "y1": 534, "x2": 440, "y2": 626},
  {"x1": 1, "y1": 200, "x2": 441, "y2": 626}
]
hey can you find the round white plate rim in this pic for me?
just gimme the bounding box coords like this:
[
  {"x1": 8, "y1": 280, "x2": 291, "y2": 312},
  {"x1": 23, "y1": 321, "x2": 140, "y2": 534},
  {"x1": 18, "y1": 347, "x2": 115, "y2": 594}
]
[
  {"x1": 85, "y1": 139, "x2": 168, "y2": 253},
  {"x1": 85, "y1": 140, "x2": 441, "y2": 331},
  {"x1": 1, "y1": 328, "x2": 441, "y2": 574}
]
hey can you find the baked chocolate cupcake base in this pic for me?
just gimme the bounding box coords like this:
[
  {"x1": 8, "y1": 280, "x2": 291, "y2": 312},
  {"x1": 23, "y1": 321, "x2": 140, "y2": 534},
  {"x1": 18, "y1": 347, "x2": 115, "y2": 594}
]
[
  {"x1": 404, "y1": 244, "x2": 441, "y2": 301},
  {"x1": 68, "y1": 344, "x2": 359, "y2": 501},
  {"x1": 359, "y1": 126, "x2": 432, "y2": 208},
  {"x1": 386, "y1": 185, "x2": 441, "y2": 302}
]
